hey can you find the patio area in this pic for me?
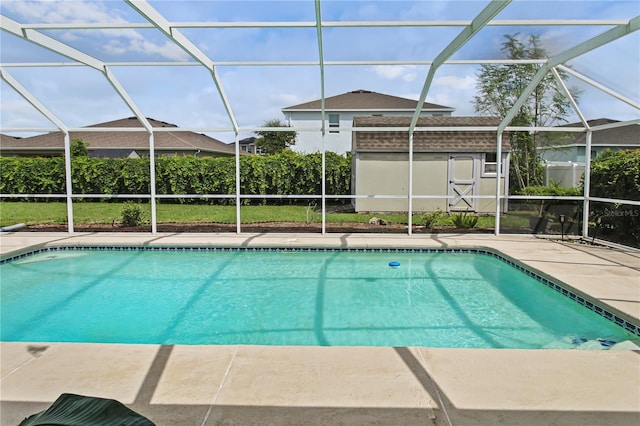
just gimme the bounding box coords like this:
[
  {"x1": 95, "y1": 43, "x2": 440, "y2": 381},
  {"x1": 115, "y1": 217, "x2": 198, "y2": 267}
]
[{"x1": 1, "y1": 232, "x2": 639, "y2": 425}]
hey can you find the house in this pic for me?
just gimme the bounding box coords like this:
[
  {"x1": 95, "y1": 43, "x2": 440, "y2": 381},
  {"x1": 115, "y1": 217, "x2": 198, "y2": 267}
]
[
  {"x1": 539, "y1": 118, "x2": 640, "y2": 186},
  {"x1": 282, "y1": 89, "x2": 455, "y2": 154},
  {"x1": 540, "y1": 118, "x2": 640, "y2": 162},
  {"x1": 352, "y1": 116, "x2": 510, "y2": 214},
  {"x1": 229, "y1": 137, "x2": 264, "y2": 155},
  {"x1": 0, "y1": 117, "x2": 237, "y2": 158}
]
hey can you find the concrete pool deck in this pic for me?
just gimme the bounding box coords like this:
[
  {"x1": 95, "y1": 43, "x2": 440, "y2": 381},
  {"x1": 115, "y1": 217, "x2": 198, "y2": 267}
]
[{"x1": 1, "y1": 232, "x2": 639, "y2": 425}]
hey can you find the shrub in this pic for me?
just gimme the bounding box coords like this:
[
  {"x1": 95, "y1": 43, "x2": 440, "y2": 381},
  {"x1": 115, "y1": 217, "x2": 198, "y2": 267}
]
[
  {"x1": 120, "y1": 202, "x2": 145, "y2": 227},
  {"x1": 515, "y1": 182, "x2": 582, "y2": 217},
  {"x1": 0, "y1": 152, "x2": 351, "y2": 204},
  {"x1": 451, "y1": 211, "x2": 479, "y2": 229},
  {"x1": 70, "y1": 138, "x2": 89, "y2": 157},
  {"x1": 422, "y1": 209, "x2": 443, "y2": 229},
  {"x1": 589, "y1": 149, "x2": 640, "y2": 247}
]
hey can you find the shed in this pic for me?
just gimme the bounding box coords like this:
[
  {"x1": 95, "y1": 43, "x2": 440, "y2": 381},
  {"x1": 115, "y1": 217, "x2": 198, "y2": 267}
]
[{"x1": 352, "y1": 116, "x2": 511, "y2": 214}]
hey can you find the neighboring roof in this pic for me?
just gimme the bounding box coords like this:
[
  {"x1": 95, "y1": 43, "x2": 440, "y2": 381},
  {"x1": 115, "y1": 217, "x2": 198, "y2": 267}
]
[
  {"x1": 234, "y1": 137, "x2": 257, "y2": 146},
  {"x1": 549, "y1": 118, "x2": 640, "y2": 147},
  {"x1": 0, "y1": 117, "x2": 237, "y2": 155},
  {"x1": 1, "y1": 133, "x2": 22, "y2": 145},
  {"x1": 353, "y1": 116, "x2": 511, "y2": 152},
  {"x1": 282, "y1": 89, "x2": 454, "y2": 112}
]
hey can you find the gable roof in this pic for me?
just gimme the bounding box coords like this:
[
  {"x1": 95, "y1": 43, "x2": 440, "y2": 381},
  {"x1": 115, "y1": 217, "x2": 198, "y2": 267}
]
[
  {"x1": 550, "y1": 119, "x2": 640, "y2": 147},
  {"x1": 353, "y1": 116, "x2": 510, "y2": 152},
  {"x1": 1, "y1": 133, "x2": 22, "y2": 145},
  {"x1": 282, "y1": 89, "x2": 454, "y2": 112},
  {"x1": 0, "y1": 117, "x2": 237, "y2": 156}
]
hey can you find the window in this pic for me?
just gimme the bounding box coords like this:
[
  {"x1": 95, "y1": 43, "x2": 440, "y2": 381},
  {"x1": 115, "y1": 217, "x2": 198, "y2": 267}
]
[
  {"x1": 482, "y1": 153, "x2": 501, "y2": 176},
  {"x1": 328, "y1": 114, "x2": 339, "y2": 133}
]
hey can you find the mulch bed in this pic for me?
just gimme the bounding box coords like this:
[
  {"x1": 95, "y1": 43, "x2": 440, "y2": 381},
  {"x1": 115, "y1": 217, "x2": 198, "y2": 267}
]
[
  {"x1": 28, "y1": 222, "x2": 406, "y2": 233},
  {"x1": 26, "y1": 222, "x2": 494, "y2": 234}
]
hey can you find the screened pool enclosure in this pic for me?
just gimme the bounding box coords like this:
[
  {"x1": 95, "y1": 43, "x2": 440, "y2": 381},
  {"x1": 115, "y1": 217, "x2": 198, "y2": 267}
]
[{"x1": 1, "y1": 1, "x2": 638, "y2": 238}]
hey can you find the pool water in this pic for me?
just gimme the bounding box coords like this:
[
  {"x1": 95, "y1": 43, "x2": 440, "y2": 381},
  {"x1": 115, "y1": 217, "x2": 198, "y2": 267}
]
[{"x1": 1, "y1": 248, "x2": 636, "y2": 348}]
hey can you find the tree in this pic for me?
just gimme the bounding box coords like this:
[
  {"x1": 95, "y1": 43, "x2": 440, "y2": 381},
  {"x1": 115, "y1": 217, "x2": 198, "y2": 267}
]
[
  {"x1": 70, "y1": 138, "x2": 89, "y2": 157},
  {"x1": 254, "y1": 119, "x2": 297, "y2": 155},
  {"x1": 473, "y1": 33, "x2": 579, "y2": 191}
]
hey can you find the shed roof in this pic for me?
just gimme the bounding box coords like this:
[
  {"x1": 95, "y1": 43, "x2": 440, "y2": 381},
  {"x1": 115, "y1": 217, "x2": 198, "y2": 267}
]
[
  {"x1": 282, "y1": 89, "x2": 454, "y2": 112},
  {"x1": 353, "y1": 116, "x2": 511, "y2": 152},
  {"x1": 0, "y1": 117, "x2": 236, "y2": 155}
]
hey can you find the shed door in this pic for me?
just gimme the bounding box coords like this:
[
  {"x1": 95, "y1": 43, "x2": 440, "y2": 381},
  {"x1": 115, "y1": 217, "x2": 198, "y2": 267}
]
[{"x1": 448, "y1": 154, "x2": 477, "y2": 212}]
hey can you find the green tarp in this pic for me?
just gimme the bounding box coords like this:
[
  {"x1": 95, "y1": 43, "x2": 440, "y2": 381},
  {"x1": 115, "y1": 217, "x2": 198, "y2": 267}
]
[{"x1": 19, "y1": 393, "x2": 154, "y2": 426}]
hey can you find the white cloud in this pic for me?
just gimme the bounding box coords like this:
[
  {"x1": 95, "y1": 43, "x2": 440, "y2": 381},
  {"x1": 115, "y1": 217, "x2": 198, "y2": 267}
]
[
  {"x1": 403, "y1": 73, "x2": 417, "y2": 83},
  {"x1": 434, "y1": 75, "x2": 476, "y2": 91},
  {"x1": 2, "y1": 0, "x2": 113, "y2": 24},
  {"x1": 372, "y1": 65, "x2": 418, "y2": 81},
  {"x1": 102, "y1": 40, "x2": 127, "y2": 56},
  {"x1": 59, "y1": 31, "x2": 80, "y2": 42},
  {"x1": 1, "y1": 0, "x2": 638, "y2": 134},
  {"x1": 0, "y1": 97, "x2": 55, "y2": 131},
  {"x1": 127, "y1": 39, "x2": 189, "y2": 62},
  {"x1": 272, "y1": 93, "x2": 305, "y2": 107},
  {"x1": 3, "y1": 0, "x2": 189, "y2": 61}
]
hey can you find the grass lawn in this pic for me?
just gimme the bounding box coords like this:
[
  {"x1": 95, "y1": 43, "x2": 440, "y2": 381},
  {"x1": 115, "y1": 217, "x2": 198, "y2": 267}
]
[{"x1": 0, "y1": 201, "x2": 508, "y2": 230}]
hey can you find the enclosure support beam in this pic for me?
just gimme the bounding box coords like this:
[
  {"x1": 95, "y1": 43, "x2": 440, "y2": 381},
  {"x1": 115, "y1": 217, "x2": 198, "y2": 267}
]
[
  {"x1": 409, "y1": 0, "x2": 510, "y2": 133},
  {"x1": 0, "y1": 16, "x2": 104, "y2": 71},
  {"x1": 557, "y1": 65, "x2": 640, "y2": 112},
  {"x1": 0, "y1": 67, "x2": 75, "y2": 233},
  {"x1": 2, "y1": 15, "x2": 160, "y2": 233},
  {"x1": 234, "y1": 133, "x2": 241, "y2": 234},
  {"x1": 582, "y1": 131, "x2": 593, "y2": 238},
  {"x1": 125, "y1": 0, "x2": 239, "y2": 134},
  {"x1": 408, "y1": 0, "x2": 509, "y2": 233},
  {"x1": 551, "y1": 67, "x2": 588, "y2": 127},
  {"x1": 494, "y1": 132, "x2": 503, "y2": 236},
  {"x1": 498, "y1": 17, "x2": 639, "y2": 238},
  {"x1": 408, "y1": 133, "x2": 414, "y2": 235},
  {"x1": 314, "y1": 0, "x2": 327, "y2": 235},
  {"x1": 103, "y1": 67, "x2": 157, "y2": 233},
  {"x1": 500, "y1": 16, "x2": 639, "y2": 133}
]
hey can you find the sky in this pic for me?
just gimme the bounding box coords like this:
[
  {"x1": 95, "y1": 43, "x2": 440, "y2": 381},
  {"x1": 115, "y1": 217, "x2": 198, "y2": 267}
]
[{"x1": 1, "y1": 0, "x2": 639, "y2": 142}]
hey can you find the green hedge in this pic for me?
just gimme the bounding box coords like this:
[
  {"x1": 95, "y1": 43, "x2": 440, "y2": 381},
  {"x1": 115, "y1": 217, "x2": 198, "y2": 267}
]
[
  {"x1": 589, "y1": 149, "x2": 640, "y2": 246},
  {"x1": 0, "y1": 151, "x2": 351, "y2": 204}
]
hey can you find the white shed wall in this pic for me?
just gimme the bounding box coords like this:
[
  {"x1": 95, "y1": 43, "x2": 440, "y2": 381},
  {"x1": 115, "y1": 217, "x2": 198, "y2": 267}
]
[{"x1": 354, "y1": 152, "x2": 508, "y2": 214}]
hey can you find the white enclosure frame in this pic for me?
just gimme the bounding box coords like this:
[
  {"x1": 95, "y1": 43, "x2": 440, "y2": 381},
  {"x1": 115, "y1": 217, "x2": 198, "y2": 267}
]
[{"x1": 1, "y1": 0, "x2": 638, "y2": 237}]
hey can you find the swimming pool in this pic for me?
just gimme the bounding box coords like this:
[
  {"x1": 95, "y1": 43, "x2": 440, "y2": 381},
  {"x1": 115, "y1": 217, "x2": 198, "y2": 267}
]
[{"x1": 2, "y1": 246, "x2": 638, "y2": 349}]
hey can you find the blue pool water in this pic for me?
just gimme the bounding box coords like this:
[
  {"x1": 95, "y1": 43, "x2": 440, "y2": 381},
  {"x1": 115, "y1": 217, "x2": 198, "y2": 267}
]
[{"x1": 1, "y1": 247, "x2": 637, "y2": 348}]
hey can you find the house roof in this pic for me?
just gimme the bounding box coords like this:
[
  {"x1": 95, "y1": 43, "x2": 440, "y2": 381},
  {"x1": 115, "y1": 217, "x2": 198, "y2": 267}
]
[
  {"x1": 0, "y1": 117, "x2": 237, "y2": 155},
  {"x1": 282, "y1": 89, "x2": 454, "y2": 112},
  {"x1": 353, "y1": 116, "x2": 511, "y2": 152},
  {"x1": 1, "y1": 133, "x2": 23, "y2": 145},
  {"x1": 551, "y1": 119, "x2": 640, "y2": 147},
  {"x1": 233, "y1": 137, "x2": 257, "y2": 146}
]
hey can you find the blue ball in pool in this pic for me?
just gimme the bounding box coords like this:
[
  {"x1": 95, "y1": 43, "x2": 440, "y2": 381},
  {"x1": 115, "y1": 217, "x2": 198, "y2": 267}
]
[{"x1": 388, "y1": 261, "x2": 400, "y2": 268}]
